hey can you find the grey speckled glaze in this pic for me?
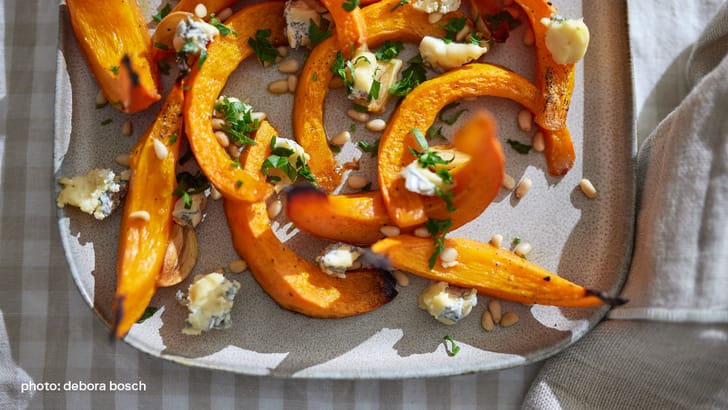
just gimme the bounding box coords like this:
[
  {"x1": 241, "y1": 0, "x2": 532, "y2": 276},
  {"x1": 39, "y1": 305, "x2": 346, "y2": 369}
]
[{"x1": 54, "y1": 0, "x2": 634, "y2": 378}]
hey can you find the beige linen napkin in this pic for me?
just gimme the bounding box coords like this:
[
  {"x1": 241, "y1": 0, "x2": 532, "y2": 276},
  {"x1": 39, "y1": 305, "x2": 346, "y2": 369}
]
[
  {"x1": 0, "y1": 311, "x2": 34, "y2": 409},
  {"x1": 523, "y1": 3, "x2": 728, "y2": 408}
]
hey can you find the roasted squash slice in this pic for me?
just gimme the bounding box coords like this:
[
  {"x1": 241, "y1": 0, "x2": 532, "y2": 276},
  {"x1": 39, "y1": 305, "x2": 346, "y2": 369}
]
[
  {"x1": 66, "y1": 0, "x2": 161, "y2": 113},
  {"x1": 224, "y1": 120, "x2": 397, "y2": 317},
  {"x1": 378, "y1": 63, "x2": 539, "y2": 228},
  {"x1": 184, "y1": 2, "x2": 287, "y2": 203},
  {"x1": 319, "y1": 0, "x2": 368, "y2": 57},
  {"x1": 371, "y1": 235, "x2": 626, "y2": 307},
  {"x1": 172, "y1": 0, "x2": 238, "y2": 15},
  {"x1": 293, "y1": 0, "x2": 466, "y2": 192},
  {"x1": 113, "y1": 83, "x2": 184, "y2": 338}
]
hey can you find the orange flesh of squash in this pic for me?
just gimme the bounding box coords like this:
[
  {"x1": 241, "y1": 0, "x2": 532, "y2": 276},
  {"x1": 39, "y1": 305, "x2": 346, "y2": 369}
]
[
  {"x1": 113, "y1": 83, "x2": 184, "y2": 338},
  {"x1": 319, "y1": 0, "x2": 368, "y2": 57},
  {"x1": 66, "y1": 0, "x2": 161, "y2": 113},
  {"x1": 172, "y1": 0, "x2": 238, "y2": 15}
]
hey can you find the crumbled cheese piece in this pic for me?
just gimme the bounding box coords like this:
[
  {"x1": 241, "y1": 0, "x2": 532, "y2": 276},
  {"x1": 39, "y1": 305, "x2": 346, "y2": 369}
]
[
  {"x1": 540, "y1": 15, "x2": 590, "y2": 64},
  {"x1": 275, "y1": 137, "x2": 310, "y2": 165},
  {"x1": 181, "y1": 273, "x2": 241, "y2": 335},
  {"x1": 346, "y1": 48, "x2": 403, "y2": 112},
  {"x1": 419, "y1": 36, "x2": 488, "y2": 72},
  {"x1": 284, "y1": 0, "x2": 320, "y2": 49},
  {"x1": 418, "y1": 281, "x2": 478, "y2": 325},
  {"x1": 56, "y1": 168, "x2": 123, "y2": 220},
  {"x1": 399, "y1": 161, "x2": 446, "y2": 196},
  {"x1": 173, "y1": 17, "x2": 219, "y2": 54},
  {"x1": 172, "y1": 193, "x2": 207, "y2": 228},
  {"x1": 411, "y1": 0, "x2": 461, "y2": 14},
  {"x1": 316, "y1": 243, "x2": 364, "y2": 278}
]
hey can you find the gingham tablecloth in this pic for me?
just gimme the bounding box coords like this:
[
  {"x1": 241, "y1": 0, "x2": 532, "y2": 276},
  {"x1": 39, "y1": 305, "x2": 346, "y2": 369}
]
[{"x1": 0, "y1": 1, "x2": 723, "y2": 409}]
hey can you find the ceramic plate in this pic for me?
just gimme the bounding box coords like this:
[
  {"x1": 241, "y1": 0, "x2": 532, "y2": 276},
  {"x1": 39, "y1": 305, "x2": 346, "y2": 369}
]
[{"x1": 54, "y1": 0, "x2": 634, "y2": 378}]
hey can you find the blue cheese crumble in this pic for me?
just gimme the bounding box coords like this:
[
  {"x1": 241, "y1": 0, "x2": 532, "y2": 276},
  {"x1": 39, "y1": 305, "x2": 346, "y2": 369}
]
[
  {"x1": 316, "y1": 243, "x2": 364, "y2": 278},
  {"x1": 418, "y1": 281, "x2": 478, "y2": 325},
  {"x1": 173, "y1": 16, "x2": 219, "y2": 54},
  {"x1": 56, "y1": 168, "x2": 123, "y2": 220},
  {"x1": 346, "y1": 47, "x2": 403, "y2": 112},
  {"x1": 284, "y1": 0, "x2": 321, "y2": 49},
  {"x1": 540, "y1": 15, "x2": 590, "y2": 65},
  {"x1": 419, "y1": 36, "x2": 488, "y2": 72},
  {"x1": 180, "y1": 273, "x2": 241, "y2": 335}
]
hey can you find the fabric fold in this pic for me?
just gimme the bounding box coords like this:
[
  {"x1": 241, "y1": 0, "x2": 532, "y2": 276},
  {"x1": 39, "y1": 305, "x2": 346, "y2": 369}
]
[{"x1": 0, "y1": 311, "x2": 34, "y2": 409}]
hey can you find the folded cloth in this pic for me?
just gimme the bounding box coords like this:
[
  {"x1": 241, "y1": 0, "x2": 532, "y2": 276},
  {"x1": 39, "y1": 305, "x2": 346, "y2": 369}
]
[
  {"x1": 523, "y1": 3, "x2": 728, "y2": 408},
  {"x1": 0, "y1": 311, "x2": 34, "y2": 409}
]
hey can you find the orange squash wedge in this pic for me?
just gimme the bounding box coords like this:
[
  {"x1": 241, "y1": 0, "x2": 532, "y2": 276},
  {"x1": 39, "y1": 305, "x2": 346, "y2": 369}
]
[
  {"x1": 184, "y1": 2, "x2": 287, "y2": 203},
  {"x1": 112, "y1": 83, "x2": 184, "y2": 338},
  {"x1": 172, "y1": 0, "x2": 238, "y2": 15},
  {"x1": 293, "y1": 0, "x2": 467, "y2": 192},
  {"x1": 320, "y1": 0, "x2": 368, "y2": 57},
  {"x1": 371, "y1": 235, "x2": 626, "y2": 307},
  {"x1": 66, "y1": 0, "x2": 161, "y2": 113},
  {"x1": 224, "y1": 120, "x2": 397, "y2": 317}
]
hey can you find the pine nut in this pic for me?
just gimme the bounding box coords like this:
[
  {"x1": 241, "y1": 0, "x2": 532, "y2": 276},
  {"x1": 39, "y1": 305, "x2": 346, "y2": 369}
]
[
  {"x1": 251, "y1": 112, "x2": 267, "y2": 122},
  {"x1": 229, "y1": 259, "x2": 248, "y2": 273},
  {"x1": 347, "y1": 109, "x2": 369, "y2": 123},
  {"x1": 287, "y1": 74, "x2": 298, "y2": 93},
  {"x1": 279, "y1": 59, "x2": 300, "y2": 73},
  {"x1": 153, "y1": 138, "x2": 168, "y2": 160},
  {"x1": 276, "y1": 46, "x2": 289, "y2": 58},
  {"x1": 194, "y1": 3, "x2": 207, "y2": 18},
  {"x1": 209, "y1": 185, "x2": 222, "y2": 200},
  {"x1": 500, "y1": 311, "x2": 519, "y2": 327},
  {"x1": 380, "y1": 225, "x2": 400, "y2": 237},
  {"x1": 330, "y1": 130, "x2": 351, "y2": 146},
  {"x1": 481, "y1": 310, "x2": 495, "y2": 331},
  {"x1": 95, "y1": 89, "x2": 107, "y2": 107},
  {"x1": 414, "y1": 226, "x2": 431, "y2": 238},
  {"x1": 214, "y1": 130, "x2": 230, "y2": 147},
  {"x1": 428, "y1": 12, "x2": 443, "y2": 24},
  {"x1": 532, "y1": 131, "x2": 545, "y2": 152},
  {"x1": 488, "y1": 299, "x2": 502, "y2": 323},
  {"x1": 366, "y1": 119, "x2": 387, "y2": 132},
  {"x1": 329, "y1": 76, "x2": 345, "y2": 89},
  {"x1": 392, "y1": 270, "x2": 410, "y2": 287},
  {"x1": 347, "y1": 175, "x2": 369, "y2": 190},
  {"x1": 267, "y1": 79, "x2": 289, "y2": 94},
  {"x1": 115, "y1": 154, "x2": 130, "y2": 166},
  {"x1": 490, "y1": 234, "x2": 503, "y2": 248},
  {"x1": 518, "y1": 109, "x2": 533, "y2": 132},
  {"x1": 122, "y1": 119, "x2": 133, "y2": 136},
  {"x1": 227, "y1": 144, "x2": 242, "y2": 158},
  {"x1": 514, "y1": 242, "x2": 532, "y2": 257},
  {"x1": 579, "y1": 178, "x2": 598, "y2": 199},
  {"x1": 129, "y1": 210, "x2": 150, "y2": 221},
  {"x1": 455, "y1": 25, "x2": 471, "y2": 43},
  {"x1": 217, "y1": 7, "x2": 233, "y2": 21},
  {"x1": 515, "y1": 177, "x2": 532, "y2": 199},
  {"x1": 523, "y1": 28, "x2": 535, "y2": 46},
  {"x1": 502, "y1": 173, "x2": 516, "y2": 190},
  {"x1": 267, "y1": 199, "x2": 283, "y2": 219},
  {"x1": 440, "y1": 247, "x2": 458, "y2": 263},
  {"x1": 211, "y1": 118, "x2": 226, "y2": 130}
]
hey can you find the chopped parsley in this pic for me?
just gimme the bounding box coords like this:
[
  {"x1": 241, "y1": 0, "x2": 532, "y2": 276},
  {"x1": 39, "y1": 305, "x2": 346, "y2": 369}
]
[
  {"x1": 180, "y1": 41, "x2": 208, "y2": 68},
  {"x1": 512, "y1": 236, "x2": 521, "y2": 245},
  {"x1": 248, "y1": 29, "x2": 282, "y2": 65},
  {"x1": 312, "y1": 72, "x2": 318, "y2": 81},
  {"x1": 410, "y1": 128, "x2": 455, "y2": 211},
  {"x1": 209, "y1": 13, "x2": 237, "y2": 36},
  {"x1": 349, "y1": 123, "x2": 358, "y2": 133},
  {"x1": 331, "y1": 51, "x2": 354, "y2": 93},
  {"x1": 329, "y1": 144, "x2": 342, "y2": 153},
  {"x1": 425, "y1": 218, "x2": 452, "y2": 269},
  {"x1": 374, "y1": 41, "x2": 403, "y2": 62},
  {"x1": 506, "y1": 139, "x2": 532, "y2": 154},
  {"x1": 214, "y1": 97, "x2": 260, "y2": 146},
  {"x1": 168, "y1": 132, "x2": 178, "y2": 145},
  {"x1": 443, "y1": 335, "x2": 460, "y2": 356},
  {"x1": 154, "y1": 42, "x2": 169, "y2": 51},
  {"x1": 357, "y1": 138, "x2": 380, "y2": 157},
  {"x1": 152, "y1": 4, "x2": 172, "y2": 23},
  {"x1": 100, "y1": 118, "x2": 112, "y2": 126},
  {"x1": 137, "y1": 306, "x2": 159, "y2": 323},
  {"x1": 390, "y1": 0, "x2": 409, "y2": 11},
  {"x1": 261, "y1": 136, "x2": 317, "y2": 185},
  {"x1": 236, "y1": 180, "x2": 243, "y2": 188},
  {"x1": 309, "y1": 18, "x2": 332, "y2": 48},
  {"x1": 353, "y1": 104, "x2": 369, "y2": 113},
  {"x1": 369, "y1": 79, "x2": 381, "y2": 101},
  {"x1": 440, "y1": 17, "x2": 467, "y2": 44},
  {"x1": 438, "y1": 102, "x2": 468, "y2": 125},
  {"x1": 389, "y1": 55, "x2": 426, "y2": 97},
  {"x1": 173, "y1": 171, "x2": 210, "y2": 209},
  {"x1": 230, "y1": 157, "x2": 241, "y2": 168},
  {"x1": 342, "y1": 0, "x2": 360, "y2": 12},
  {"x1": 426, "y1": 125, "x2": 445, "y2": 140},
  {"x1": 110, "y1": 65, "x2": 120, "y2": 75}
]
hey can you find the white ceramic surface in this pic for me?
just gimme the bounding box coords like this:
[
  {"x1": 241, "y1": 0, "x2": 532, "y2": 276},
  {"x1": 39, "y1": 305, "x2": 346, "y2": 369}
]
[{"x1": 54, "y1": 0, "x2": 634, "y2": 378}]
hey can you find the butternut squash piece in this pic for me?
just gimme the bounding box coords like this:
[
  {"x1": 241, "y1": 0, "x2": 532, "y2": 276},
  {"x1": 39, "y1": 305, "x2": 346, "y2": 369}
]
[
  {"x1": 542, "y1": 127, "x2": 575, "y2": 177},
  {"x1": 172, "y1": 0, "x2": 237, "y2": 15},
  {"x1": 66, "y1": 0, "x2": 161, "y2": 113},
  {"x1": 224, "y1": 121, "x2": 397, "y2": 317},
  {"x1": 319, "y1": 0, "x2": 368, "y2": 57},
  {"x1": 293, "y1": 0, "x2": 466, "y2": 191},
  {"x1": 184, "y1": 2, "x2": 287, "y2": 202},
  {"x1": 371, "y1": 235, "x2": 626, "y2": 307},
  {"x1": 112, "y1": 83, "x2": 184, "y2": 338}
]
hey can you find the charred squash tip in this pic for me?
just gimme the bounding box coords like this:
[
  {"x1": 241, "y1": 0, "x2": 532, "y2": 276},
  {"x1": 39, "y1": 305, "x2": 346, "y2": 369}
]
[
  {"x1": 585, "y1": 289, "x2": 628, "y2": 306},
  {"x1": 121, "y1": 54, "x2": 140, "y2": 87},
  {"x1": 284, "y1": 183, "x2": 327, "y2": 201},
  {"x1": 111, "y1": 295, "x2": 124, "y2": 340}
]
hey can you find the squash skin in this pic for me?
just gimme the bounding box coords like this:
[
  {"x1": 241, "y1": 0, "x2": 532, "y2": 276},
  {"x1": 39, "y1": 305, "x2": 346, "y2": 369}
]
[
  {"x1": 293, "y1": 0, "x2": 465, "y2": 192},
  {"x1": 224, "y1": 120, "x2": 398, "y2": 318},
  {"x1": 66, "y1": 0, "x2": 161, "y2": 113},
  {"x1": 113, "y1": 83, "x2": 184, "y2": 338},
  {"x1": 184, "y1": 2, "x2": 287, "y2": 203},
  {"x1": 371, "y1": 235, "x2": 621, "y2": 307}
]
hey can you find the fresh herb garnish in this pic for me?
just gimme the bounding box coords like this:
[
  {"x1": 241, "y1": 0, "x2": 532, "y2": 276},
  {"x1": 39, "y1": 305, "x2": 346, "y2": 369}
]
[
  {"x1": 197, "y1": 48, "x2": 208, "y2": 67},
  {"x1": 410, "y1": 128, "x2": 455, "y2": 211},
  {"x1": 369, "y1": 79, "x2": 381, "y2": 101},
  {"x1": 209, "y1": 13, "x2": 237, "y2": 36},
  {"x1": 513, "y1": 236, "x2": 521, "y2": 245},
  {"x1": 353, "y1": 104, "x2": 369, "y2": 113},
  {"x1": 154, "y1": 42, "x2": 169, "y2": 50},
  {"x1": 389, "y1": 55, "x2": 427, "y2": 97},
  {"x1": 179, "y1": 41, "x2": 208, "y2": 67},
  {"x1": 261, "y1": 136, "x2": 317, "y2": 185},
  {"x1": 214, "y1": 97, "x2": 260, "y2": 146},
  {"x1": 236, "y1": 180, "x2": 243, "y2": 188},
  {"x1": 152, "y1": 4, "x2": 172, "y2": 23},
  {"x1": 506, "y1": 139, "x2": 532, "y2": 154},
  {"x1": 137, "y1": 306, "x2": 159, "y2": 323},
  {"x1": 101, "y1": 118, "x2": 112, "y2": 126},
  {"x1": 438, "y1": 102, "x2": 468, "y2": 125},
  {"x1": 375, "y1": 41, "x2": 403, "y2": 62},
  {"x1": 425, "y1": 218, "x2": 452, "y2": 269},
  {"x1": 440, "y1": 17, "x2": 467, "y2": 43},
  {"x1": 230, "y1": 157, "x2": 241, "y2": 168},
  {"x1": 390, "y1": 0, "x2": 409, "y2": 11},
  {"x1": 309, "y1": 18, "x2": 332, "y2": 47},
  {"x1": 173, "y1": 171, "x2": 210, "y2": 209},
  {"x1": 485, "y1": 11, "x2": 521, "y2": 43},
  {"x1": 342, "y1": 0, "x2": 360, "y2": 12},
  {"x1": 357, "y1": 138, "x2": 380, "y2": 157},
  {"x1": 331, "y1": 51, "x2": 354, "y2": 93},
  {"x1": 168, "y1": 132, "x2": 178, "y2": 145},
  {"x1": 349, "y1": 123, "x2": 358, "y2": 133},
  {"x1": 312, "y1": 72, "x2": 318, "y2": 81},
  {"x1": 329, "y1": 144, "x2": 342, "y2": 153},
  {"x1": 426, "y1": 125, "x2": 445, "y2": 140},
  {"x1": 110, "y1": 65, "x2": 120, "y2": 75},
  {"x1": 443, "y1": 335, "x2": 460, "y2": 356},
  {"x1": 248, "y1": 29, "x2": 282, "y2": 65}
]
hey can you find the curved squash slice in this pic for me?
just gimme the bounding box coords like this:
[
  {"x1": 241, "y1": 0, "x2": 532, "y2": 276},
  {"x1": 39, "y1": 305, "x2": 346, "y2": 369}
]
[
  {"x1": 319, "y1": 0, "x2": 368, "y2": 57},
  {"x1": 66, "y1": 0, "x2": 161, "y2": 113},
  {"x1": 371, "y1": 235, "x2": 626, "y2": 307},
  {"x1": 224, "y1": 120, "x2": 397, "y2": 317},
  {"x1": 184, "y1": 2, "x2": 287, "y2": 203},
  {"x1": 113, "y1": 83, "x2": 184, "y2": 338}
]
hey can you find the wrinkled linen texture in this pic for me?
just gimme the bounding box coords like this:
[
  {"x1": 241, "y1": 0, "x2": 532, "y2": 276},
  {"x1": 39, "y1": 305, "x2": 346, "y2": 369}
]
[{"x1": 524, "y1": 3, "x2": 728, "y2": 409}]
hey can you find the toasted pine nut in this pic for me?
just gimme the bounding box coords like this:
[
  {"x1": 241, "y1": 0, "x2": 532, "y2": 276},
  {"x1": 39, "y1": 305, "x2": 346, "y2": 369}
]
[
  {"x1": 518, "y1": 109, "x2": 533, "y2": 132},
  {"x1": 428, "y1": 12, "x2": 443, "y2": 24},
  {"x1": 279, "y1": 59, "x2": 300, "y2": 73},
  {"x1": 287, "y1": 74, "x2": 298, "y2": 93},
  {"x1": 514, "y1": 242, "x2": 532, "y2": 257},
  {"x1": 488, "y1": 299, "x2": 502, "y2": 323},
  {"x1": 194, "y1": 3, "x2": 207, "y2": 18},
  {"x1": 227, "y1": 144, "x2": 242, "y2": 158},
  {"x1": 122, "y1": 119, "x2": 133, "y2": 136},
  {"x1": 95, "y1": 89, "x2": 107, "y2": 107},
  {"x1": 276, "y1": 46, "x2": 289, "y2": 58},
  {"x1": 229, "y1": 259, "x2": 248, "y2": 273},
  {"x1": 440, "y1": 247, "x2": 458, "y2": 263},
  {"x1": 481, "y1": 310, "x2": 495, "y2": 331},
  {"x1": 329, "y1": 76, "x2": 345, "y2": 89},
  {"x1": 455, "y1": 25, "x2": 471, "y2": 43},
  {"x1": 532, "y1": 131, "x2": 545, "y2": 152},
  {"x1": 503, "y1": 173, "x2": 516, "y2": 190},
  {"x1": 153, "y1": 138, "x2": 168, "y2": 160},
  {"x1": 209, "y1": 185, "x2": 222, "y2": 200},
  {"x1": 267, "y1": 199, "x2": 283, "y2": 219},
  {"x1": 500, "y1": 311, "x2": 519, "y2": 327},
  {"x1": 330, "y1": 130, "x2": 351, "y2": 146},
  {"x1": 490, "y1": 234, "x2": 503, "y2": 248},
  {"x1": 515, "y1": 177, "x2": 532, "y2": 199},
  {"x1": 115, "y1": 154, "x2": 130, "y2": 166},
  {"x1": 579, "y1": 178, "x2": 598, "y2": 199},
  {"x1": 523, "y1": 28, "x2": 535, "y2": 46},
  {"x1": 347, "y1": 109, "x2": 369, "y2": 123},
  {"x1": 217, "y1": 7, "x2": 233, "y2": 21},
  {"x1": 214, "y1": 130, "x2": 230, "y2": 147},
  {"x1": 211, "y1": 118, "x2": 226, "y2": 130},
  {"x1": 347, "y1": 175, "x2": 369, "y2": 190},
  {"x1": 380, "y1": 225, "x2": 400, "y2": 237},
  {"x1": 129, "y1": 210, "x2": 150, "y2": 222},
  {"x1": 267, "y1": 79, "x2": 289, "y2": 94},
  {"x1": 366, "y1": 119, "x2": 387, "y2": 132},
  {"x1": 392, "y1": 270, "x2": 410, "y2": 287},
  {"x1": 414, "y1": 226, "x2": 431, "y2": 238}
]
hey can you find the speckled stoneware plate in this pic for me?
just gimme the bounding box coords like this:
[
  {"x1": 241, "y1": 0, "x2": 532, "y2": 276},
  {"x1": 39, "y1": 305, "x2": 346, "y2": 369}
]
[{"x1": 54, "y1": 0, "x2": 634, "y2": 378}]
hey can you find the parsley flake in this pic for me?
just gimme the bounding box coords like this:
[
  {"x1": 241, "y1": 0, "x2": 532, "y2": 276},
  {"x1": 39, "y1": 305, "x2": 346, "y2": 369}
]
[
  {"x1": 443, "y1": 335, "x2": 460, "y2": 356},
  {"x1": 137, "y1": 306, "x2": 159, "y2": 323},
  {"x1": 374, "y1": 41, "x2": 403, "y2": 62},
  {"x1": 248, "y1": 29, "x2": 282, "y2": 65},
  {"x1": 101, "y1": 118, "x2": 112, "y2": 126},
  {"x1": 309, "y1": 18, "x2": 332, "y2": 47},
  {"x1": 261, "y1": 136, "x2": 317, "y2": 185},
  {"x1": 425, "y1": 218, "x2": 452, "y2": 269},
  {"x1": 173, "y1": 171, "x2": 210, "y2": 209},
  {"x1": 331, "y1": 51, "x2": 354, "y2": 93},
  {"x1": 342, "y1": 0, "x2": 360, "y2": 12},
  {"x1": 440, "y1": 17, "x2": 467, "y2": 44},
  {"x1": 209, "y1": 13, "x2": 237, "y2": 36},
  {"x1": 110, "y1": 65, "x2": 120, "y2": 75},
  {"x1": 214, "y1": 97, "x2": 260, "y2": 146},
  {"x1": 506, "y1": 139, "x2": 532, "y2": 154},
  {"x1": 389, "y1": 55, "x2": 426, "y2": 97},
  {"x1": 152, "y1": 4, "x2": 172, "y2": 23},
  {"x1": 390, "y1": 0, "x2": 409, "y2": 11},
  {"x1": 356, "y1": 138, "x2": 380, "y2": 157},
  {"x1": 438, "y1": 102, "x2": 468, "y2": 125}
]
